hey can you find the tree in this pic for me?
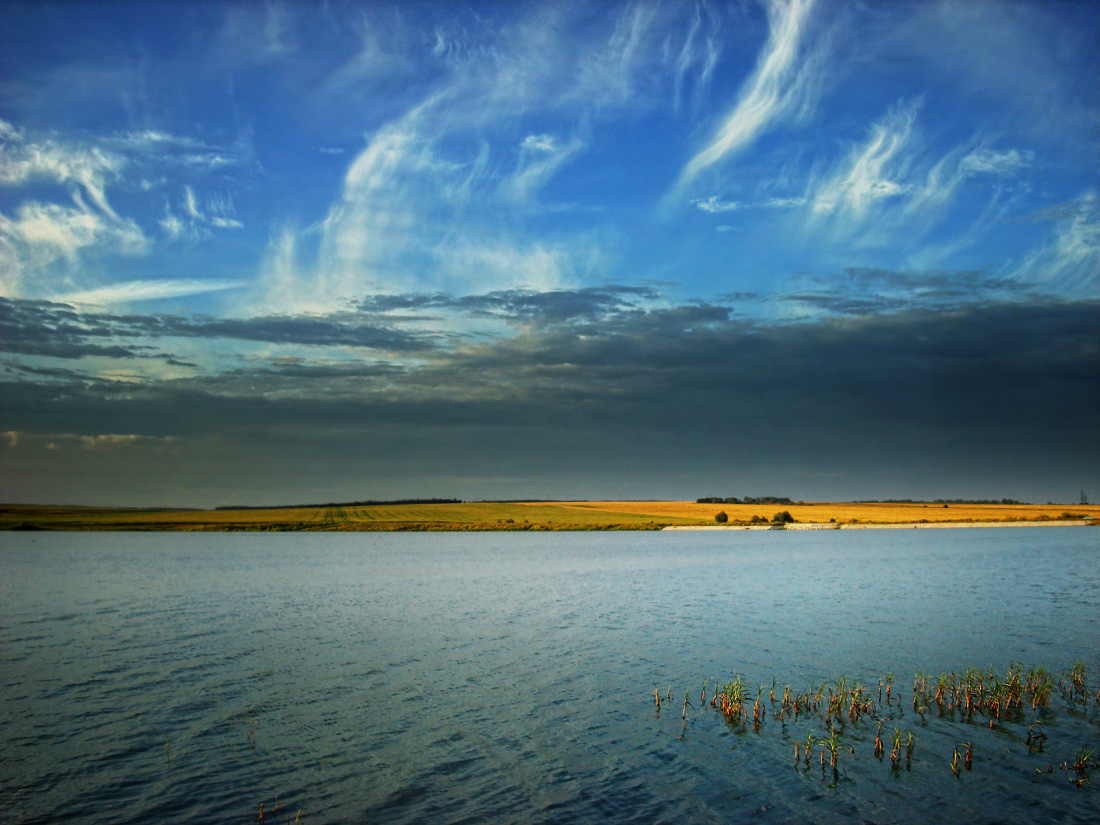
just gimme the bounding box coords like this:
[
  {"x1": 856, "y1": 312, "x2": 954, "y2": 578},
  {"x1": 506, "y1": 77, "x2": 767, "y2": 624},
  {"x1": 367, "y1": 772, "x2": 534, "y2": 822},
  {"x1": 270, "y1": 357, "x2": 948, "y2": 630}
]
[
  {"x1": 715, "y1": 511, "x2": 728, "y2": 523},
  {"x1": 772, "y1": 510, "x2": 794, "y2": 524}
]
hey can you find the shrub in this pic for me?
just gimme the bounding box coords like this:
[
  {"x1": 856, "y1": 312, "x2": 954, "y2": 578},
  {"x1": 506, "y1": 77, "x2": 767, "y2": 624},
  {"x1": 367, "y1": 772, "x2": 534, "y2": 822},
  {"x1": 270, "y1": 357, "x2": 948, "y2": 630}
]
[
  {"x1": 772, "y1": 510, "x2": 794, "y2": 524},
  {"x1": 715, "y1": 511, "x2": 728, "y2": 523}
]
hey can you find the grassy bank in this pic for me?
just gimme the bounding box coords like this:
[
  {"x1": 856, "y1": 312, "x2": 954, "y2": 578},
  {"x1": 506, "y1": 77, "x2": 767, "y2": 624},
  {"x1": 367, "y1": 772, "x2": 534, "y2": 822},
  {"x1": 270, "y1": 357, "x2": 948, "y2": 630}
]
[{"x1": 1, "y1": 500, "x2": 1097, "y2": 532}]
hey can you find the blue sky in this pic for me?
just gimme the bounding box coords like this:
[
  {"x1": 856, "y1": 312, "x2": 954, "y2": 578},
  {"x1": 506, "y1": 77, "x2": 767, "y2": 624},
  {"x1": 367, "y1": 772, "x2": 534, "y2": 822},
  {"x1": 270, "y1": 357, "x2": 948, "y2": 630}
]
[{"x1": 1, "y1": 0, "x2": 1097, "y2": 507}]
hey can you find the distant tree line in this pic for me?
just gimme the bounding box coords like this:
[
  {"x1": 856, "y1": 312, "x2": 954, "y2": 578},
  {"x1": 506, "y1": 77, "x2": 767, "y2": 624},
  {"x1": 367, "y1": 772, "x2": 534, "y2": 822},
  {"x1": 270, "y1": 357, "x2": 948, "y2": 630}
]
[
  {"x1": 215, "y1": 498, "x2": 462, "y2": 511},
  {"x1": 697, "y1": 496, "x2": 795, "y2": 505},
  {"x1": 856, "y1": 498, "x2": 1028, "y2": 505},
  {"x1": 715, "y1": 510, "x2": 794, "y2": 524}
]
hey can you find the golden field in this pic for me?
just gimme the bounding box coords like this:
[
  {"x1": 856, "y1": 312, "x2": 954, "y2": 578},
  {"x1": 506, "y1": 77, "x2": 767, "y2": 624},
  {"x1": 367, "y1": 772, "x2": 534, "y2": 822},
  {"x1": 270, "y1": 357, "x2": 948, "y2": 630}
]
[
  {"x1": 1, "y1": 500, "x2": 1097, "y2": 531},
  {"x1": 544, "y1": 500, "x2": 1100, "y2": 525}
]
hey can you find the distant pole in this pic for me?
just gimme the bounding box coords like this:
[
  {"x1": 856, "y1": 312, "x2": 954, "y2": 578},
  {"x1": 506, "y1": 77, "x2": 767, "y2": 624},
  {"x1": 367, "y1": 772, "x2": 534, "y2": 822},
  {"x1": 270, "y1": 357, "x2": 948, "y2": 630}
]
[{"x1": 1081, "y1": 489, "x2": 1089, "y2": 506}]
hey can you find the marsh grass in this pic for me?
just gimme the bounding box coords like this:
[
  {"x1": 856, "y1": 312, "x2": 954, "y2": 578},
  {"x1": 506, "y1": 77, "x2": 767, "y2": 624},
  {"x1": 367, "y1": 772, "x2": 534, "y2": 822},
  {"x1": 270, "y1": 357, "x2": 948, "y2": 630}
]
[
  {"x1": 657, "y1": 660, "x2": 1098, "y2": 790},
  {"x1": 255, "y1": 795, "x2": 302, "y2": 823}
]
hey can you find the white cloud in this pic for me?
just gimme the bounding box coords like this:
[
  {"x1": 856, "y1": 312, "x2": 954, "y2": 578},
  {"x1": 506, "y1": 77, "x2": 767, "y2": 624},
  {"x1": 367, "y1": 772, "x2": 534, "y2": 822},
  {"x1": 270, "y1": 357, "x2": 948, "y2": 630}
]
[
  {"x1": 673, "y1": 0, "x2": 825, "y2": 193},
  {"x1": 571, "y1": 3, "x2": 658, "y2": 110},
  {"x1": 694, "y1": 194, "x2": 807, "y2": 215},
  {"x1": 243, "y1": 5, "x2": 734, "y2": 312},
  {"x1": 693, "y1": 196, "x2": 743, "y2": 213},
  {"x1": 803, "y1": 100, "x2": 998, "y2": 250},
  {"x1": 55, "y1": 278, "x2": 247, "y2": 307},
  {"x1": 521, "y1": 134, "x2": 558, "y2": 153},
  {"x1": 0, "y1": 122, "x2": 251, "y2": 297},
  {"x1": 764, "y1": 196, "x2": 807, "y2": 209},
  {"x1": 161, "y1": 186, "x2": 244, "y2": 241},
  {"x1": 115, "y1": 130, "x2": 205, "y2": 151},
  {"x1": 1013, "y1": 195, "x2": 1100, "y2": 296},
  {"x1": 436, "y1": 238, "x2": 584, "y2": 295},
  {"x1": 0, "y1": 128, "x2": 127, "y2": 219},
  {"x1": 246, "y1": 224, "x2": 318, "y2": 315},
  {"x1": 668, "y1": 2, "x2": 721, "y2": 113},
  {"x1": 314, "y1": 116, "x2": 438, "y2": 300},
  {"x1": 960, "y1": 147, "x2": 1034, "y2": 177},
  {"x1": 504, "y1": 133, "x2": 585, "y2": 203},
  {"x1": 812, "y1": 101, "x2": 918, "y2": 220},
  {"x1": 0, "y1": 198, "x2": 147, "y2": 297},
  {"x1": 159, "y1": 207, "x2": 186, "y2": 241},
  {"x1": 183, "y1": 186, "x2": 203, "y2": 220},
  {"x1": 111, "y1": 129, "x2": 252, "y2": 174},
  {"x1": 210, "y1": 216, "x2": 244, "y2": 230}
]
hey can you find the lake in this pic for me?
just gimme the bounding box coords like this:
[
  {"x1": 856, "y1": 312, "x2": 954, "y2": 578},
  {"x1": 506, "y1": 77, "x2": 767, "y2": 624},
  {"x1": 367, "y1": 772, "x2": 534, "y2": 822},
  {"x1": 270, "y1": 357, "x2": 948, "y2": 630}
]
[{"x1": 1, "y1": 527, "x2": 1097, "y2": 823}]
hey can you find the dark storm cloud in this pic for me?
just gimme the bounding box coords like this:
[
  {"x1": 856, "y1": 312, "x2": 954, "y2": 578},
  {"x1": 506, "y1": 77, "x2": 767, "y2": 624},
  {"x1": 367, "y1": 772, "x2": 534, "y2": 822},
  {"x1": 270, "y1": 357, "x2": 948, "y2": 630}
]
[
  {"x1": 127, "y1": 313, "x2": 438, "y2": 350},
  {"x1": 2, "y1": 362, "x2": 103, "y2": 382},
  {"x1": 0, "y1": 298, "x2": 147, "y2": 359},
  {"x1": 787, "y1": 268, "x2": 1030, "y2": 314},
  {"x1": 6, "y1": 297, "x2": 1094, "y2": 437},
  {"x1": 0, "y1": 297, "x2": 440, "y2": 357},
  {"x1": 3, "y1": 291, "x2": 1096, "y2": 504},
  {"x1": 358, "y1": 284, "x2": 663, "y2": 323}
]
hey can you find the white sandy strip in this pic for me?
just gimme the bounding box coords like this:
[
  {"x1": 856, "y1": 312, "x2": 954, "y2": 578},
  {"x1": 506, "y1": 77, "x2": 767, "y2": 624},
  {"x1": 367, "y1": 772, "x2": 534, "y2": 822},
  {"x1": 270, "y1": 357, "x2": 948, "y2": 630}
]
[{"x1": 662, "y1": 520, "x2": 1094, "y2": 531}]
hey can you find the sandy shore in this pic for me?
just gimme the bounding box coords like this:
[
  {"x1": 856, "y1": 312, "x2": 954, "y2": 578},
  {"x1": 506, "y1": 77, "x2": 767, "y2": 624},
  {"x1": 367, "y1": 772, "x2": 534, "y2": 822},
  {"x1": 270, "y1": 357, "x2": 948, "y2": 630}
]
[{"x1": 662, "y1": 519, "x2": 1095, "y2": 531}]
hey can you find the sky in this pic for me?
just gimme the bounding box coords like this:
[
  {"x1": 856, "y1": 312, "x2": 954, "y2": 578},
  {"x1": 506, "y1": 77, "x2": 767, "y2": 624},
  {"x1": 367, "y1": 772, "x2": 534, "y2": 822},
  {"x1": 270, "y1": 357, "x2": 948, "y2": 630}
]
[{"x1": 1, "y1": 0, "x2": 1097, "y2": 508}]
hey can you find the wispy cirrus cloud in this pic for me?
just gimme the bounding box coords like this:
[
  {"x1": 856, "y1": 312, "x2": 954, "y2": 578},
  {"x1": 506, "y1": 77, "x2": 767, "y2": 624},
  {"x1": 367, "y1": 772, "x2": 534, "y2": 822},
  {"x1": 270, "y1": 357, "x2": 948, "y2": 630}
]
[
  {"x1": 668, "y1": 2, "x2": 721, "y2": 114},
  {"x1": 693, "y1": 195, "x2": 743, "y2": 213},
  {"x1": 1, "y1": 118, "x2": 255, "y2": 300},
  {"x1": 0, "y1": 118, "x2": 129, "y2": 221},
  {"x1": 672, "y1": 0, "x2": 825, "y2": 195},
  {"x1": 692, "y1": 194, "x2": 808, "y2": 215},
  {"x1": 160, "y1": 186, "x2": 244, "y2": 241},
  {"x1": 802, "y1": 100, "x2": 998, "y2": 251},
  {"x1": 55, "y1": 278, "x2": 247, "y2": 307},
  {"x1": 0, "y1": 119, "x2": 150, "y2": 296},
  {"x1": 1013, "y1": 194, "x2": 1100, "y2": 296},
  {"x1": 810, "y1": 100, "x2": 919, "y2": 222},
  {"x1": 502, "y1": 133, "x2": 586, "y2": 204},
  {"x1": 0, "y1": 199, "x2": 148, "y2": 298},
  {"x1": 960, "y1": 147, "x2": 1034, "y2": 177},
  {"x1": 243, "y1": 2, "x2": 735, "y2": 314}
]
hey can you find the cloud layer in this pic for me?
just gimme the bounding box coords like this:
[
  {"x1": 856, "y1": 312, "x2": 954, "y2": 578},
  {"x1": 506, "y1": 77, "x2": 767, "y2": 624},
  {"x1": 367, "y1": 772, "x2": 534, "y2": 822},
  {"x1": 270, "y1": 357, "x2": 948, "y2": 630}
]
[{"x1": 1, "y1": 1, "x2": 1097, "y2": 505}]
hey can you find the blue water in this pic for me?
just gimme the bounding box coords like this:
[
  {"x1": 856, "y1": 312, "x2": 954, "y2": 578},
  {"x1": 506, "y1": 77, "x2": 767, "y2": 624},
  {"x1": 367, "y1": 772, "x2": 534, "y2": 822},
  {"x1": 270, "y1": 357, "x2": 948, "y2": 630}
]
[{"x1": 1, "y1": 527, "x2": 1097, "y2": 823}]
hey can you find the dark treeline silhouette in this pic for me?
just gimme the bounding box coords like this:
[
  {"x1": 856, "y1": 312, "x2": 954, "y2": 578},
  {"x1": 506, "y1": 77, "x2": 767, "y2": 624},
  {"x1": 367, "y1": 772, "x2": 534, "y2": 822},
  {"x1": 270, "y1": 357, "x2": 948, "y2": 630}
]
[
  {"x1": 215, "y1": 498, "x2": 462, "y2": 511},
  {"x1": 697, "y1": 496, "x2": 795, "y2": 505},
  {"x1": 856, "y1": 498, "x2": 1028, "y2": 505}
]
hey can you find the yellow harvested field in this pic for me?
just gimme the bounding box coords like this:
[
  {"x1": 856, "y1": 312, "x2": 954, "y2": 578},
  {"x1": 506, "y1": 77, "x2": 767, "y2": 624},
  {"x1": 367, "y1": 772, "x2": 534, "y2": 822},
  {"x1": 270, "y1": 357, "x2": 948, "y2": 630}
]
[
  {"x1": 1, "y1": 500, "x2": 1097, "y2": 532},
  {"x1": 519, "y1": 500, "x2": 1100, "y2": 525}
]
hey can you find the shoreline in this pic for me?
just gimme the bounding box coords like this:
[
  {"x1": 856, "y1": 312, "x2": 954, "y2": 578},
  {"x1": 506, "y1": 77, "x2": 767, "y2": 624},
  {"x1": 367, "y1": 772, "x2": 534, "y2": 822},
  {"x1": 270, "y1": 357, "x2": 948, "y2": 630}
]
[
  {"x1": 3, "y1": 519, "x2": 1094, "y2": 533},
  {"x1": 3, "y1": 500, "x2": 1096, "y2": 533},
  {"x1": 663, "y1": 519, "x2": 1095, "y2": 531}
]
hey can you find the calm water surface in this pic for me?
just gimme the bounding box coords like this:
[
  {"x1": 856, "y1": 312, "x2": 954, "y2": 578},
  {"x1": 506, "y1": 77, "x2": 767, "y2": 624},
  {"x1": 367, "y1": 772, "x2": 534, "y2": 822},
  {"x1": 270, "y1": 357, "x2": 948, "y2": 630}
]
[{"x1": 1, "y1": 528, "x2": 1098, "y2": 823}]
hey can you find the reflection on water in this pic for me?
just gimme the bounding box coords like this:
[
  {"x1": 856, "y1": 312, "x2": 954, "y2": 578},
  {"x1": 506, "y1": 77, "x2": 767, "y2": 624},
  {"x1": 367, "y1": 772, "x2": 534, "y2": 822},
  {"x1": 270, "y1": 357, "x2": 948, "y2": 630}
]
[{"x1": 1, "y1": 528, "x2": 1097, "y2": 823}]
